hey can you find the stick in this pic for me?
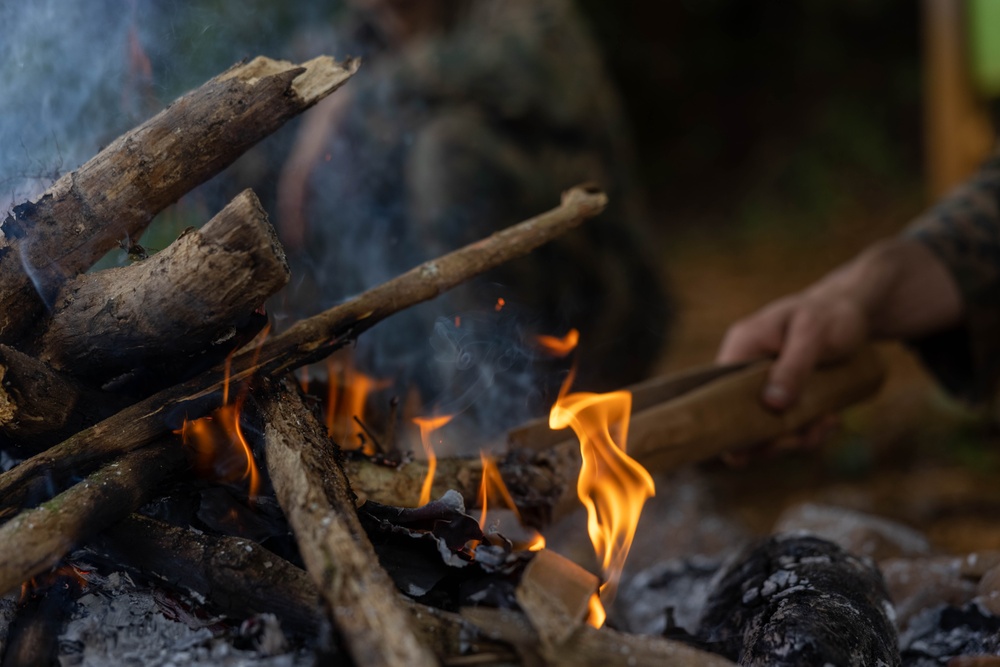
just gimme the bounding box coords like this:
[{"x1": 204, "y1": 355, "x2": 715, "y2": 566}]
[
  {"x1": 39, "y1": 189, "x2": 288, "y2": 384},
  {"x1": 0, "y1": 55, "x2": 357, "y2": 344},
  {"x1": 0, "y1": 439, "x2": 186, "y2": 597},
  {"x1": 0, "y1": 186, "x2": 606, "y2": 519},
  {"x1": 84, "y1": 514, "x2": 322, "y2": 637},
  {"x1": 0, "y1": 345, "x2": 128, "y2": 455},
  {"x1": 259, "y1": 380, "x2": 437, "y2": 667}
]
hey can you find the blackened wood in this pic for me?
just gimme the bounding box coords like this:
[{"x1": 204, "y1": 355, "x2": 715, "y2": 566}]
[
  {"x1": 85, "y1": 514, "x2": 321, "y2": 637},
  {"x1": 0, "y1": 55, "x2": 357, "y2": 344},
  {"x1": 1, "y1": 577, "x2": 78, "y2": 667},
  {"x1": 0, "y1": 345, "x2": 127, "y2": 454},
  {"x1": 0, "y1": 186, "x2": 606, "y2": 520},
  {"x1": 0, "y1": 594, "x2": 16, "y2": 665},
  {"x1": 697, "y1": 535, "x2": 900, "y2": 666},
  {"x1": 0, "y1": 440, "x2": 186, "y2": 597},
  {"x1": 260, "y1": 380, "x2": 437, "y2": 667},
  {"x1": 39, "y1": 189, "x2": 289, "y2": 384}
]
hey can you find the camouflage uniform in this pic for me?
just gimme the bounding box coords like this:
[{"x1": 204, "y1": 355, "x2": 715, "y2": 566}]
[
  {"x1": 283, "y1": 0, "x2": 673, "y2": 414},
  {"x1": 906, "y1": 148, "x2": 1000, "y2": 405}
]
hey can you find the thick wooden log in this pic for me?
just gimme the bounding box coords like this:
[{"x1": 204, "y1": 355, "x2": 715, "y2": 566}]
[
  {"x1": 85, "y1": 514, "x2": 322, "y2": 638},
  {"x1": 0, "y1": 440, "x2": 186, "y2": 597},
  {"x1": 0, "y1": 55, "x2": 357, "y2": 344},
  {"x1": 0, "y1": 345, "x2": 127, "y2": 454},
  {"x1": 259, "y1": 381, "x2": 437, "y2": 667},
  {"x1": 0, "y1": 186, "x2": 606, "y2": 519},
  {"x1": 39, "y1": 189, "x2": 288, "y2": 384}
]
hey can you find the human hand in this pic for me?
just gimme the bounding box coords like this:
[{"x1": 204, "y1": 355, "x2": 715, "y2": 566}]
[{"x1": 717, "y1": 289, "x2": 871, "y2": 411}]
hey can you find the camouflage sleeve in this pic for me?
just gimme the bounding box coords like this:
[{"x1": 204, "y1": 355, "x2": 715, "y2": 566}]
[{"x1": 904, "y1": 149, "x2": 1000, "y2": 404}]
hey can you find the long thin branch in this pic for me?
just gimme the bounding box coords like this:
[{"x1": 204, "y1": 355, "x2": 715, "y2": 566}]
[
  {"x1": 0, "y1": 186, "x2": 606, "y2": 519},
  {"x1": 260, "y1": 381, "x2": 437, "y2": 667},
  {"x1": 0, "y1": 439, "x2": 186, "y2": 597}
]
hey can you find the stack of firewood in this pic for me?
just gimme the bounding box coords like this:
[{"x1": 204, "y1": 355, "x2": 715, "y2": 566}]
[{"x1": 0, "y1": 54, "x2": 747, "y2": 666}]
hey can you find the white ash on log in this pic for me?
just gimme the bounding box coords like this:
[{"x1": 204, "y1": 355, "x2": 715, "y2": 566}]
[
  {"x1": 37, "y1": 189, "x2": 289, "y2": 386},
  {"x1": 260, "y1": 379, "x2": 437, "y2": 667},
  {"x1": 696, "y1": 534, "x2": 900, "y2": 666},
  {"x1": 0, "y1": 186, "x2": 607, "y2": 520},
  {"x1": 0, "y1": 55, "x2": 357, "y2": 345}
]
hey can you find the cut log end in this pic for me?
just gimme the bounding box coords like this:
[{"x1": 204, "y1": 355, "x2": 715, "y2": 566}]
[{"x1": 220, "y1": 55, "x2": 359, "y2": 106}]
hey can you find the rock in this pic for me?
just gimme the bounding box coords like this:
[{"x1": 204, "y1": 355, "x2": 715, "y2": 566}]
[
  {"x1": 774, "y1": 502, "x2": 930, "y2": 561},
  {"x1": 881, "y1": 557, "x2": 979, "y2": 629}
]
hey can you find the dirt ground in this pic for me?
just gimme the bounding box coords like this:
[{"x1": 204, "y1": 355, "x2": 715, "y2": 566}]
[{"x1": 649, "y1": 200, "x2": 1000, "y2": 556}]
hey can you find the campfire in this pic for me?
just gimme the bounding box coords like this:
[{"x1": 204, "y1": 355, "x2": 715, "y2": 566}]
[{"x1": 2, "y1": 52, "x2": 997, "y2": 667}]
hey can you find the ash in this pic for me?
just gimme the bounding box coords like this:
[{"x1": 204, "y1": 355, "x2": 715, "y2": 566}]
[
  {"x1": 57, "y1": 569, "x2": 311, "y2": 667},
  {"x1": 900, "y1": 602, "x2": 1000, "y2": 666}
]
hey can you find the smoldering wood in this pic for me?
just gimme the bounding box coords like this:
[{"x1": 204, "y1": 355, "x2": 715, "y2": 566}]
[
  {"x1": 348, "y1": 351, "x2": 883, "y2": 529},
  {"x1": 0, "y1": 186, "x2": 607, "y2": 520},
  {"x1": 696, "y1": 535, "x2": 900, "y2": 666},
  {"x1": 0, "y1": 55, "x2": 357, "y2": 345},
  {"x1": 1, "y1": 573, "x2": 81, "y2": 667},
  {"x1": 259, "y1": 380, "x2": 438, "y2": 667},
  {"x1": 0, "y1": 439, "x2": 186, "y2": 597},
  {"x1": 460, "y1": 606, "x2": 738, "y2": 667},
  {"x1": 84, "y1": 514, "x2": 322, "y2": 638},
  {"x1": 0, "y1": 345, "x2": 128, "y2": 455},
  {"x1": 38, "y1": 189, "x2": 289, "y2": 385}
]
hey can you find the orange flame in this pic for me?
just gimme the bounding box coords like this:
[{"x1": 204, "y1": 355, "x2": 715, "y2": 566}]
[
  {"x1": 414, "y1": 415, "x2": 453, "y2": 506},
  {"x1": 177, "y1": 339, "x2": 266, "y2": 499},
  {"x1": 324, "y1": 358, "x2": 391, "y2": 455},
  {"x1": 476, "y1": 452, "x2": 546, "y2": 551},
  {"x1": 549, "y1": 388, "x2": 655, "y2": 627},
  {"x1": 534, "y1": 328, "x2": 580, "y2": 357},
  {"x1": 587, "y1": 592, "x2": 607, "y2": 628}
]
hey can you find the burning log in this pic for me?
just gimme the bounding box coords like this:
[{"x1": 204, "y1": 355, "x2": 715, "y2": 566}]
[
  {"x1": 0, "y1": 185, "x2": 607, "y2": 519},
  {"x1": 0, "y1": 345, "x2": 128, "y2": 454},
  {"x1": 0, "y1": 439, "x2": 186, "y2": 597},
  {"x1": 0, "y1": 55, "x2": 357, "y2": 345},
  {"x1": 259, "y1": 380, "x2": 437, "y2": 667},
  {"x1": 84, "y1": 514, "x2": 322, "y2": 638},
  {"x1": 37, "y1": 189, "x2": 288, "y2": 386},
  {"x1": 343, "y1": 346, "x2": 885, "y2": 536}
]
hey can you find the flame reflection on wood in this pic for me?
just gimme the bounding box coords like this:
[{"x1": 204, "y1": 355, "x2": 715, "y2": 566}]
[{"x1": 549, "y1": 388, "x2": 655, "y2": 627}]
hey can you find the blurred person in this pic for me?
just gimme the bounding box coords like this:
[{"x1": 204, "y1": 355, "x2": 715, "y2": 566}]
[
  {"x1": 277, "y1": 0, "x2": 673, "y2": 406},
  {"x1": 717, "y1": 149, "x2": 1000, "y2": 425}
]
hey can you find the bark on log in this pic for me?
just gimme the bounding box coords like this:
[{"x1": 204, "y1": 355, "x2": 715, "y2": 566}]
[
  {"x1": 0, "y1": 186, "x2": 606, "y2": 520},
  {"x1": 259, "y1": 380, "x2": 437, "y2": 667},
  {"x1": 85, "y1": 514, "x2": 322, "y2": 638},
  {"x1": 0, "y1": 55, "x2": 357, "y2": 344},
  {"x1": 0, "y1": 345, "x2": 128, "y2": 454},
  {"x1": 38, "y1": 189, "x2": 288, "y2": 384},
  {"x1": 0, "y1": 439, "x2": 186, "y2": 597}
]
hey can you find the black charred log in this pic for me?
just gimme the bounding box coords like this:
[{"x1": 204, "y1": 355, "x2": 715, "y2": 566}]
[{"x1": 697, "y1": 534, "x2": 900, "y2": 666}]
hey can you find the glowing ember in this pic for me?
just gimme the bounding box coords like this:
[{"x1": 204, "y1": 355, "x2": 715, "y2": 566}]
[
  {"x1": 323, "y1": 357, "x2": 391, "y2": 455},
  {"x1": 20, "y1": 564, "x2": 90, "y2": 602},
  {"x1": 534, "y1": 328, "x2": 580, "y2": 357},
  {"x1": 177, "y1": 355, "x2": 261, "y2": 498},
  {"x1": 413, "y1": 415, "x2": 453, "y2": 506},
  {"x1": 495, "y1": 297, "x2": 506, "y2": 312},
  {"x1": 549, "y1": 387, "x2": 655, "y2": 628},
  {"x1": 476, "y1": 452, "x2": 546, "y2": 551}
]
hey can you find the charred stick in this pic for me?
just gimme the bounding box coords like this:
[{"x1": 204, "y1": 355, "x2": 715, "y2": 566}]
[
  {"x1": 84, "y1": 514, "x2": 321, "y2": 638},
  {"x1": 260, "y1": 380, "x2": 437, "y2": 667},
  {"x1": 39, "y1": 189, "x2": 288, "y2": 385},
  {"x1": 0, "y1": 345, "x2": 128, "y2": 455},
  {"x1": 0, "y1": 55, "x2": 356, "y2": 344},
  {"x1": 0, "y1": 594, "x2": 16, "y2": 665},
  {"x1": 0, "y1": 186, "x2": 606, "y2": 519},
  {"x1": 0, "y1": 439, "x2": 186, "y2": 597},
  {"x1": 1, "y1": 574, "x2": 81, "y2": 667}
]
